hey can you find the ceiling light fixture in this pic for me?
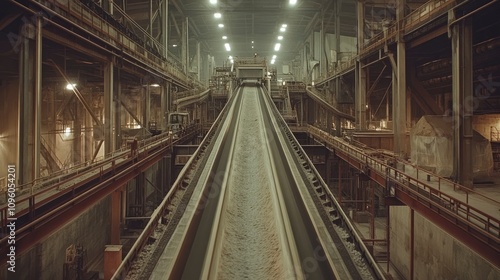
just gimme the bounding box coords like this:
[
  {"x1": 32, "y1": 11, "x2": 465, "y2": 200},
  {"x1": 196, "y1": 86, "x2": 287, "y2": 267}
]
[
  {"x1": 289, "y1": 0, "x2": 297, "y2": 5},
  {"x1": 222, "y1": 35, "x2": 227, "y2": 39},
  {"x1": 210, "y1": 0, "x2": 217, "y2": 4},
  {"x1": 278, "y1": 35, "x2": 283, "y2": 40},
  {"x1": 224, "y1": 43, "x2": 231, "y2": 51},
  {"x1": 218, "y1": 23, "x2": 224, "y2": 28},
  {"x1": 65, "y1": 83, "x2": 77, "y2": 90},
  {"x1": 282, "y1": 24, "x2": 288, "y2": 28},
  {"x1": 274, "y1": 43, "x2": 281, "y2": 51},
  {"x1": 280, "y1": 27, "x2": 286, "y2": 32},
  {"x1": 214, "y1": 12, "x2": 222, "y2": 19}
]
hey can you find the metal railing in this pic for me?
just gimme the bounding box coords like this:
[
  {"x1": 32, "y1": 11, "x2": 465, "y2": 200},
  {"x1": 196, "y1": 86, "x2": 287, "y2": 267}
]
[
  {"x1": 27, "y1": 0, "x2": 202, "y2": 88},
  {"x1": 0, "y1": 124, "x2": 201, "y2": 230},
  {"x1": 306, "y1": 125, "x2": 500, "y2": 244}
]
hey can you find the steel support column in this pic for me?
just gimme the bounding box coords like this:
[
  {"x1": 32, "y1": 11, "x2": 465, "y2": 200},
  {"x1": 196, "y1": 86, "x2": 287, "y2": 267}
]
[
  {"x1": 393, "y1": 1, "x2": 407, "y2": 158},
  {"x1": 18, "y1": 24, "x2": 35, "y2": 185},
  {"x1": 73, "y1": 102, "x2": 82, "y2": 164},
  {"x1": 104, "y1": 61, "x2": 114, "y2": 155},
  {"x1": 34, "y1": 16, "x2": 42, "y2": 179},
  {"x1": 451, "y1": 15, "x2": 473, "y2": 188},
  {"x1": 356, "y1": 0, "x2": 366, "y2": 130},
  {"x1": 161, "y1": 84, "x2": 167, "y2": 131},
  {"x1": 182, "y1": 17, "x2": 188, "y2": 75},
  {"x1": 335, "y1": 78, "x2": 341, "y2": 136},
  {"x1": 115, "y1": 67, "x2": 121, "y2": 149},
  {"x1": 320, "y1": 12, "x2": 326, "y2": 77},
  {"x1": 335, "y1": 0, "x2": 341, "y2": 63},
  {"x1": 161, "y1": 0, "x2": 169, "y2": 58},
  {"x1": 145, "y1": 85, "x2": 151, "y2": 131},
  {"x1": 197, "y1": 41, "x2": 201, "y2": 81}
]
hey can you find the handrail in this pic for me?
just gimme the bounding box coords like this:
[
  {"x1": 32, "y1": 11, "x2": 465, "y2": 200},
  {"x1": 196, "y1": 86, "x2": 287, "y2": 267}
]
[
  {"x1": 29, "y1": 0, "x2": 200, "y2": 88},
  {"x1": 0, "y1": 125, "x2": 201, "y2": 233},
  {"x1": 306, "y1": 125, "x2": 500, "y2": 243}
]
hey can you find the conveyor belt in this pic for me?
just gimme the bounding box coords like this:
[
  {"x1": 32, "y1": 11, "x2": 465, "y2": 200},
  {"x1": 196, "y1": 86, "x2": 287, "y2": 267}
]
[{"x1": 118, "y1": 84, "x2": 385, "y2": 280}]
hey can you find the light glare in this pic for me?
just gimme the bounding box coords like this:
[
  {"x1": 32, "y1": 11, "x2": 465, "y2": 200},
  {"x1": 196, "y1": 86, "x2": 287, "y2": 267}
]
[
  {"x1": 214, "y1": 12, "x2": 222, "y2": 19},
  {"x1": 274, "y1": 43, "x2": 281, "y2": 51},
  {"x1": 224, "y1": 43, "x2": 231, "y2": 51}
]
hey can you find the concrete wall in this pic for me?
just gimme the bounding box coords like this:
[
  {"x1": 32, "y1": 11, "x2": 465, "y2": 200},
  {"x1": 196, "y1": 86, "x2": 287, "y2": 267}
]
[
  {"x1": 390, "y1": 206, "x2": 500, "y2": 279},
  {"x1": 0, "y1": 197, "x2": 111, "y2": 280}
]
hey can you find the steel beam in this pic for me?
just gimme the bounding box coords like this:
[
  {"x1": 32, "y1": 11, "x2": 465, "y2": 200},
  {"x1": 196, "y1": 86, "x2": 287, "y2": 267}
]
[
  {"x1": 182, "y1": 17, "x2": 188, "y2": 74},
  {"x1": 356, "y1": 0, "x2": 366, "y2": 131},
  {"x1": 408, "y1": 67, "x2": 443, "y2": 115},
  {"x1": 161, "y1": 84, "x2": 167, "y2": 130},
  {"x1": 115, "y1": 68, "x2": 122, "y2": 149},
  {"x1": 451, "y1": 14, "x2": 473, "y2": 189},
  {"x1": 393, "y1": 0, "x2": 407, "y2": 158},
  {"x1": 366, "y1": 65, "x2": 386, "y2": 99},
  {"x1": 197, "y1": 41, "x2": 201, "y2": 81},
  {"x1": 145, "y1": 85, "x2": 151, "y2": 131},
  {"x1": 49, "y1": 60, "x2": 103, "y2": 126},
  {"x1": 120, "y1": 100, "x2": 147, "y2": 131},
  {"x1": 34, "y1": 16, "x2": 42, "y2": 179}
]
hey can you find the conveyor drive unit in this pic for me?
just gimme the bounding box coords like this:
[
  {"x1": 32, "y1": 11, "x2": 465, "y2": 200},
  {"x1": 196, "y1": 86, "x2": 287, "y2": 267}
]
[{"x1": 234, "y1": 56, "x2": 267, "y2": 80}]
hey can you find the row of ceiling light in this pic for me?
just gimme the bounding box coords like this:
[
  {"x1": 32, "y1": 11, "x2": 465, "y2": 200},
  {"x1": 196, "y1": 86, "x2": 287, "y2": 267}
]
[
  {"x1": 271, "y1": 24, "x2": 287, "y2": 64},
  {"x1": 271, "y1": 0, "x2": 297, "y2": 64},
  {"x1": 209, "y1": 0, "x2": 232, "y2": 58},
  {"x1": 210, "y1": 0, "x2": 296, "y2": 64}
]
